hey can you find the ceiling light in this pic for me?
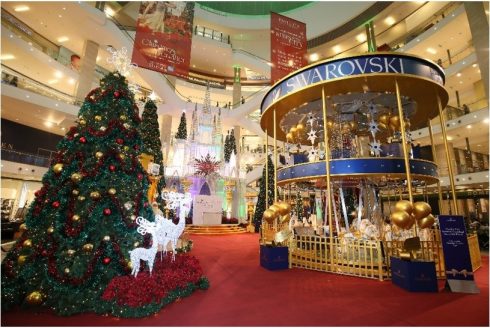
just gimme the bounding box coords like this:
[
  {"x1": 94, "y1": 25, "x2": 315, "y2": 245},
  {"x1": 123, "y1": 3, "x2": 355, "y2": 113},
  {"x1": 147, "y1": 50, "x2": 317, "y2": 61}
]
[
  {"x1": 472, "y1": 63, "x2": 478, "y2": 68},
  {"x1": 57, "y1": 36, "x2": 69, "y2": 43},
  {"x1": 58, "y1": 14, "x2": 62, "y2": 18},
  {"x1": 309, "y1": 53, "x2": 319, "y2": 61},
  {"x1": 459, "y1": 81, "x2": 463, "y2": 84},
  {"x1": 48, "y1": 79, "x2": 58, "y2": 84},
  {"x1": 288, "y1": 59, "x2": 294, "y2": 67},
  {"x1": 384, "y1": 16, "x2": 396, "y2": 26},
  {"x1": 14, "y1": 5, "x2": 30, "y2": 12},
  {"x1": 104, "y1": 7, "x2": 115, "y2": 17},
  {"x1": 456, "y1": 73, "x2": 462, "y2": 77},
  {"x1": 426, "y1": 48, "x2": 437, "y2": 54},
  {"x1": 267, "y1": 62, "x2": 273, "y2": 66},
  {"x1": 416, "y1": 39, "x2": 420, "y2": 42},
  {"x1": 68, "y1": 78, "x2": 75, "y2": 85},
  {"x1": 54, "y1": 71, "x2": 63, "y2": 78},
  {"x1": 332, "y1": 45, "x2": 341, "y2": 53},
  {"x1": 149, "y1": 91, "x2": 157, "y2": 100},
  {"x1": 1, "y1": 54, "x2": 15, "y2": 60},
  {"x1": 446, "y1": 136, "x2": 453, "y2": 141},
  {"x1": 356, "y1": 33, "x2": 366, "y2": 42},
  {"x1": 484, "y1": 118, "x2": 489, "y2": 124},
  {"x1": 44, "y1": 121, "x2": 53, "y2": 128},
  {"x1": 213, "y1": 68, "x2": 216, "y2": 72},
  {"x1": 192, "y1": 64, "x2": 196, "y2": 68},
  {"x1": 466, "y1": 125, "x2": 472, "y2": 129}
]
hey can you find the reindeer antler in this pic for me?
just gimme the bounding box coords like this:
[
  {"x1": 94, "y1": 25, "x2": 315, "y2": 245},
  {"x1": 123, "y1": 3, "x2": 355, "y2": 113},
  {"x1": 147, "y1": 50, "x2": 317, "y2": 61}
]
[{"x1": 136, "y1": 216, "x2": 155, "y2": 235}]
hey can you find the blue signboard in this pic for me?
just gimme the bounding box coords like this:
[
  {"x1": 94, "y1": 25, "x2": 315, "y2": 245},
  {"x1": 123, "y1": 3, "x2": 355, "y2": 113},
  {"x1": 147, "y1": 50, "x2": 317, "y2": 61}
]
[{"x1": 261, "y1": 53, "x2": 445, "y2": 113}]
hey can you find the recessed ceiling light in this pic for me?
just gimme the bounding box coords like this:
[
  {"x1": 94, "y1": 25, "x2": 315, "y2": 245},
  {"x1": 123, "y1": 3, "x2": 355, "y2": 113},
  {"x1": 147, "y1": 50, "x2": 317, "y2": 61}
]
[
  {"x1": 213, "y1": 68, "x2": 216, "y2": 72},
  {"x1": 466, "y1": 125, "x2": 472, "y2": 129},
  {"x1": 61, "y1": 127, "x2": 66, "y2": 131},
  {"x1": 58, "y1": 14, "x2": 62, "y2": 18},
  {"x1": 446, "y1": 136, "x2": 453, "y2": 141},
  {"x1": 456, "y1": 73, "x2": 462, "y2": 77},
  {"x1": 68, "y1": 78, "x2": 75, "y2": 85},
  {"x1": 459, "y1": 81, "x2": 463, "y2": 84},
  {"x1": 472, "y1": 63, "x2": 478, "y2": 68},
  {"x1": 356, "y1": 33, "x2": 366, "y2": 42},
  {"x1": 54, "y1": 71, "x2": 63, "y2": 78},
  {"x1": 57, "y1": 36, "x2": 69, "y2": 43},
  {"x1": 48, "y1": 79, "x2": 58, "y2": 84},
  {"x1": 416, "y1": 39, "x2": 420, "y2": 42},
  {"x1": 484, "y1": 118, "x2": 489, "y2": 124},
  {"x1": 14, "y1": 5, "x2": 30, "y2": 12},
  {"x1": 149, "y1": 91, "x2": 157, "y2": 100},
  {"x1": 332, "y1": 45, "x2": 341, "y2": 53},
  {"x1": 1, "y1": 54, "x2": 15, "y2": 60},
  {"x1": 192, "y1": 64, "x2": 196, "y2": 68},
  {"x1": 384, "y1": 16, "x2": 396, "y2": 26},
  {"x1": 63, "y1": 7, "x2": 66, "y2": 10},
  {"x1": 426, "y1": 48, "x2": 437, "y2": 54},
  {"x1": 44, "y1": 121, "x2": 53, "y2": 128},
  {"x1": 55, "y1": 103, "x2": 59, "y2": 107},
  {"x1": 309, "y1": 53, "x2": 319, "y2": 61}
]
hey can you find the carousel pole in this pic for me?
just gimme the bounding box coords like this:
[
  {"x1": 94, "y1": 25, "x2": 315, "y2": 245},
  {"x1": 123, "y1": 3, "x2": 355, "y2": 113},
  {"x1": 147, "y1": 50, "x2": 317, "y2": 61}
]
[
  {"x1": 273, "y1": 109, "x2": 278, "y2": 203},
  {"x1": 428, "y1": 119, "x2": 444, "y2": 212},
  {"x1": 395, "y1": 80, "x2": 416, "y2": 235},
  {"x1": 265, "y1": 128, "x2": 269, "y2": 207},
  {"x1": 321, "y1": 87, "x2": 334, "y2": 268},
  {"x1": 436, "y1": 94, "x2": 459, "y2": 215}
]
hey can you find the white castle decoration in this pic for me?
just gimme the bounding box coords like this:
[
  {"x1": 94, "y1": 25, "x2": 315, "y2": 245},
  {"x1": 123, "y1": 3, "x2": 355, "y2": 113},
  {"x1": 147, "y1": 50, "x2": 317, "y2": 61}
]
[
  {"x1": 129, "y1": 191, "x2": 192, "y2": 277},
  {"x1": 164, "y1": 83, "x2": 246, "y2": 225}
]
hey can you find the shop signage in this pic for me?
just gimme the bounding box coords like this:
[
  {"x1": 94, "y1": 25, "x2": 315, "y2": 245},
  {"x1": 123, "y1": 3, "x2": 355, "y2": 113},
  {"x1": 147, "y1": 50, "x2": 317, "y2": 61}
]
[
  {"x1": 270, "y1": 12, "x2": 307, "y2": 84},
  {"x1": 439, "y1": 215, "x2": 479, "y2": 293},
  {"x1": 261, "y1": 54, "x2": 445, "y2": 113},
  {"x1": 132, "y1": 2, "x2": 195, "y2": 78},
  {"x1": 187, "y1": 76, "x2": 225, "y2": 89}
]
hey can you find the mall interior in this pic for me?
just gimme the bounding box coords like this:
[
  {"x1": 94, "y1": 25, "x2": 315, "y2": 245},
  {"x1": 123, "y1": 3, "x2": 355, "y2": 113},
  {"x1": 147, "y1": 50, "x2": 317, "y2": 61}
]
[{"x1": 1, "y1": 1, "x2": 489, "y2": 326}]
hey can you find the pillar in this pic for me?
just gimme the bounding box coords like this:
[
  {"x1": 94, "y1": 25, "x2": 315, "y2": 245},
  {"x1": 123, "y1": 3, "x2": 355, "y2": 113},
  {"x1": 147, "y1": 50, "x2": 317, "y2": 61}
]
[
  {"x1": 464, "y1": 2, "x2": 489, "y2": 100},
  {"x1": 75, "y1": 40, "x2": 99, "y2": 102},
  {"x1": 434, "y1": 143, "x2": 457, "y2": 178},
  {"x1": 232, "y1": 65, "x2": 241, "y2": 108},
  {"x1": 232, "y1": 125, "x2": 242, "y2": 220},
  {"x1": 365, "y1": 21, "x2": 377, "y2": 52},
  {"x1": 159, "y1": 114, "x2": 173, "y2": 165}
]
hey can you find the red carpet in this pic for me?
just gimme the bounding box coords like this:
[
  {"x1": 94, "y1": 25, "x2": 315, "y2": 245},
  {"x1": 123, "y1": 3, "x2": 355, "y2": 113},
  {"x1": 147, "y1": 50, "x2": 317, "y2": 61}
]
[{"x1": 2, "y1": 233, "x2": 489, "y2": 326}]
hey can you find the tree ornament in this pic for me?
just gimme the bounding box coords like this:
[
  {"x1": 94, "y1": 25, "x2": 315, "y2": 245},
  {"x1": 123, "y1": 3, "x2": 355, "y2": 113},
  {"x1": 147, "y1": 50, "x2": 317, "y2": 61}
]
[
  {"x1": 123, "y1": 123, "x2": 130, "y2": 129},
  {"x1": 77, "y1": 196, "x2": 86, "y2": 201},
  {"x1": 133, "y1": 242, "x2": 139, "y2": 247},
  {"x1": 119, "y1": 154, "x2": 126, "y2": 160},
  {"x1": 120, "y1": 115, "x2": 127, "y2": 120},
  {"x1": 103, "y1": 257, "x2": 111, "y2": 264},
  {"x1": 72, "y1": 189, "x2": 79, "y2": 196},
  {"x1": 19, "y1": 223, "x2": 27, "y2": 232},
  {"x1": 124, "y1": 202, "x2": 133, "y2": 210},
  {"x1": 90, "y1": 191, "x2": 101, "y2": 200},
  {"x1": 114, "y1": 91, "x2": 120, "y2": 98},
  {"x1": 67, "y1": 249, "x2": 75, "y2": 256},
  {"x1": 413, "y1": 202, "x2": 432, "y2": 220},
  {"x1": 109, "y1": 165, "x2": 116, "y2": 172},
  {"x1": 74, "y1": 133, "x2": 79, "y2": 138},
  {"x1": 79, "y1": 136, "x2": 87, "y2": 144},
  {"x1": 41, "y1": 250, "x2": 48, "y2": 257},
  {"x1": 79, "y1": 119, "x2": 86, "y2": 126},
  {"x1": 26, "y1": 291, "x2": 43, "y2": 306},
  {"x1": 95, "y1": 115, "x2": 102, "y2": 121},
  {"x1": 100, "y1": 126, "x2": 107, "y2": 132},
  {"x1": 116, "y1": 138, "x2": 124, "y2": 145},
  {"x1": 108, "y1": 188, "x2": 117, "y2": 195},
  {"x1": 137, "y1": 173, "x2": 143, "y2": 180},
  {"x1": 71, "y1": 173, "x2": 82, "y2": 183},
  {"x1": 47, "y1": 227, "x2": 54, "y2": 234},
  {"x1": 52, "y1": 201, "x2": 60, "y2": 208},
  {"x1": 130, "y1": 215, "x2": 136, "y2": 221},
  {"x1": 18, "y1": 255, "x2": 27, "y2": 265},
  {"x1": 124, "y1": 146, "x2": 129, "y2": 151},
  {"x1": 103, "y1": 208, "x2": 112, "y2": 216},
  {"x1": 64, "y1": 268, "x2": 70, "y2": 274},
  {"x1": 103, "y1": 235, "x2": 111, "y2": 241},
  {"x1": 95, "y1": 151, "x2": 104, "y2": 159},
  {"x1": 52, "y1": 163, "x2": 64, "y2": 174},
  {"x1": 83, "y1": 243, "x2": 93, "y2": 252},
  {"x1": 71, "y1": 215, "x2": 80, "y2": 222}
]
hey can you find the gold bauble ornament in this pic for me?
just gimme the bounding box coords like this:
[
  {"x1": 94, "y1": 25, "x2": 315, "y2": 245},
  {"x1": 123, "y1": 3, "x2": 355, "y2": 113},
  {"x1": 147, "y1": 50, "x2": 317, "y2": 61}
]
[
  {"x1": 64, "y1": 268, "x2": 70, "y2": 274},
  {"x1": 71, "y1": 173, "x2": 82, "y2": 183},
  {"x1": 262, "y1": 209, "x2": 276, "y2": 223},
  {"x1": 90, "y1": 191, "x2": 101, "y2": 200},
  {"x1": 26, "y1": 291, "x2": 43, "y2": 306},
  {"x1": 79, "y1": 119, "x2": 86, "y2": 126},
  {"x1": 389, "y1": 115, "x2": 400, "y2": 129},
  {"x1": 103, "y1": 235, "x2": 111, "y2": 241},
  {"x1": 82, "y1": 243, "x2": 93, "y2": 252},
  {"x1": 280, "y1": 214, "x2": 291, "y2": 224},
  {"x1": 296, "y1": 123, "x2": 304, "y2": 131},
  {"x1": 277, "y1": 202, "x2": 291, "y2": 216},
  {"x1": 133, "y1": 242, "x2": 139, "y2": 247},
  {"x1": 326, "y1": 120, "x2": 334, "y2": 129},
  {"x1": 19, "y1": 223, "x2": 27, "y2": 232},
  {"x1": 78, "y1": 196, "x2": 86, "y2": 201},
  {"x1": 120, "y1": 115, "x2": 127, "y2": 121},
  {"x1": 95, "y1": 151, "x2": 104, "y2": 159},
  {"x1": 47, "y1": 227, "x2": 54, "y2": 234},
  {"x1": 127, "y1": 261, "x2": 132, "y2": 269},
  {"x1": 119, "y1": 154, "x2": 126, "y2": 160},
  {"x1": 67, "y1": 249, "x2": 75, "y2": 256},
  {"x1": 23, "y1": 239, "x2": 32, "y2": 248},
  {"x1": 123, "y1": 123, "x2": 130, "y2": 129},
  {"x1": 379, "y1": 114, "x2": 390, "y2": 125},
  {"x1": 378, "y1": 122, "x2": 388, "y2": 130},
  {"x1": 72, "y1": 189, "x2": 79, "y2": 196},
  {"x1": 290, "y1": 127, "x2": 297, "y2": 134},
  {"x1": 71, "y1": 215, "x2": 80, "y2": 222},
  {"x1": 52, "y1": 163, "x2": 64, "y2": 173},
  {"x1": 286, "y1": 133, "x2": 293, "y2": 140},
  {"x1": 95, "y1": 115, "x2": 102, "y2": 121},
  {"x1": 18, "y1": 255, "x2": 27, "y2": 265},
  {"x1": 124, "y1": 146, "x2": 129, "y2": 151},
  {"x1": 269, "y1": 205, "x2": 281, "y2": 216},
  {"x1": 417, "y1": 214, "x2": 435, "y2": 229},
  {"x1": 130, "y1": 215, "x2": 136, "y2": 221},
  {"x1": 413, "y1": 202, "x2": 432, "y2": 221},
  {"x1": 349, "y1": 121, "x2": 358, "y2": 132},
  {"x1": 99, "y1": 126, "x2": 107, "y2": 132},
  {"x1": 390, "y1": 210, "x2": 411, "y2": 229},
  {"x1": 108, "y1": 188, "x2": 117, "y2": 195},
  {"x1": 395, "y1": 200, "x2": 414, "y2": 215}
]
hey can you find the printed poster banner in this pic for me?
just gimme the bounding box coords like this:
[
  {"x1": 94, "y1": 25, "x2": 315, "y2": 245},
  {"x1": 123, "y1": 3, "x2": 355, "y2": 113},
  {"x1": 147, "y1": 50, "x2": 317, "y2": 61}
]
[
  {"x1": 270, "y1": 12, "x2": 307, "y2": 84},
  {"x1": 132, "y1": 2, "x2": 195, "y2": 78}
]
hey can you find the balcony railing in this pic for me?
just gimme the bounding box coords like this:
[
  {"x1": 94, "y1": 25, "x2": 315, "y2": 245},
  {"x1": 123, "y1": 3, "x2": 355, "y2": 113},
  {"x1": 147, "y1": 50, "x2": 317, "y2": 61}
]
[
  {"x1": 1, "y1": 149, "x2": 51, "y2": 168},
  {"x1": 194, "y1": 25, "x2": 230, "y2": 44}
]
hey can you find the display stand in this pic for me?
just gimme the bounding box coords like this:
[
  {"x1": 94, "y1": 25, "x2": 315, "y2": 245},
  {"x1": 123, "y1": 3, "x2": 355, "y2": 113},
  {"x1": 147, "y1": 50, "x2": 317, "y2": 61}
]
[
  {"x1": 260, "y1": 245, "x2": 288, "y2": 270},
  {"x1": 390, "y1": 257, "x2": 438, "y2": 292}
]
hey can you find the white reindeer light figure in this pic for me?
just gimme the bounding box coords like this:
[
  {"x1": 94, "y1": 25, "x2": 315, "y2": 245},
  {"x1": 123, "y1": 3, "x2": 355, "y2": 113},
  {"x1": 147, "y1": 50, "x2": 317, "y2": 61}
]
[{"x1": 129, "y1": 217, "x2": 158, "y2": 277}]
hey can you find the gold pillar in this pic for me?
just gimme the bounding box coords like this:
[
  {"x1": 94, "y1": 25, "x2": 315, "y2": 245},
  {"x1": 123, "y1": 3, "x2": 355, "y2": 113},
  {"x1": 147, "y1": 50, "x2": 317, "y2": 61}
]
[
  {"x1": 428, "y1": 120, "x2": 444, "y2": 212},
  {"x1": 273, "y1": 109, "x2": 278, "y2": 202},
  {"x1": 265, "y1": 128, "x2": 269, "y2": 207},
  {"x1": 395, "y1": 80, "x2": 414, "y2": 203},
  {"x1": 436, "y1": 94, "x2": 459, "y2": 214}
]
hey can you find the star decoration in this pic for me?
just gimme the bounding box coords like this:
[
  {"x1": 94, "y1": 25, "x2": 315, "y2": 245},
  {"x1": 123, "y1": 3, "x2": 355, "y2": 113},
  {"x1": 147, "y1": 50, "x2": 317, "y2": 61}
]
[
  {"x1": 307, "y1": 112, "x2": 316, "y2": 126},
  {"x1": 307, "y1": 129, "x2": 317, "y2": 144},
  {"x1": 107, "y1": 47, "x2": 136, "y2": 77},
  {"x1": 367, "y1": 102, "x2": 377, "y2": 114},
  {"x1": 369, "y1": 140, "x2": 383, "y2": 157},
  {"x1": 308, "y1": 147, "x2": 318, "y2": 160},
  {"x1": 405, "y1": 131, "x2": 413, "y2": 143},
  {"x1": 368, "y1": 120, "x2": 380, "y2": 135}
]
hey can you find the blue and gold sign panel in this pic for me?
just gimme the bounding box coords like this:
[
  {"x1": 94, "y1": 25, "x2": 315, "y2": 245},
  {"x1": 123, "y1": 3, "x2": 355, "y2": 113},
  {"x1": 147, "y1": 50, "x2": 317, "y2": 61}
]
[
  {"x1": 261, "y1": 53, "x2": 445, "y2": 113},
  {"x1": 277, "y1": 158, "x2": 438, "y2": 184}
]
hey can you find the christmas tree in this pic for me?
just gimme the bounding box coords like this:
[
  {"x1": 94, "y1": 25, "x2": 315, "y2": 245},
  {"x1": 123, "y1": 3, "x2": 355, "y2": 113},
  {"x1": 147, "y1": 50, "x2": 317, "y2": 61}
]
[
  {"x1": 229, "y1": 129, "x2": 237, "y2": 158},
  {"x1": 252, "y1": 155, "x2": 275, "y2": 232},
  {"x1": 224, "y1": 130, "x2": 231, "y2": 163},
  {"x1": 295, "y1": 190, "x2": 304, "y2": 221},
  {"x1": 1, "y1": 72, "x2": 155, "y2": 315},
  {"x1": 175, "y1": 111, "x2": 187, "y2": 140}
]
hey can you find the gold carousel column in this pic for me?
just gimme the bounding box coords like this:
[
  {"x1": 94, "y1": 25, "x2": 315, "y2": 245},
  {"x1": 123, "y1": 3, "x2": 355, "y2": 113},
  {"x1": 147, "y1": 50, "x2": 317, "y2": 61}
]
[
  {"x1": 436, "y1": 95, "x2": 459, "y2": 215},
  {"x1": 263, "y1": 128, "x2": 269, "y2": 237},
  {"x1": 273, "y1": 109, "x2": 278, "y2": 202},
  {"x1": 321, "y1": 87, "x2": 334, "y2": 269},
  {"x1": 428, "y1": 120, "x2": 444, "y2": 212}
]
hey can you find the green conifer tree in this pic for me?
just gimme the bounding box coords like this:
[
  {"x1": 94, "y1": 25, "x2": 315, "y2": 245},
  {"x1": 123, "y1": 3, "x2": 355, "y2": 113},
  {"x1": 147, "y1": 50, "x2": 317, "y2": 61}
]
[
  {"x1": 175, "y1": 111, "x2": 187, "y2": 140},
  {"x1": 252, "y1": 155, "x2": 275, "y2": 232}
]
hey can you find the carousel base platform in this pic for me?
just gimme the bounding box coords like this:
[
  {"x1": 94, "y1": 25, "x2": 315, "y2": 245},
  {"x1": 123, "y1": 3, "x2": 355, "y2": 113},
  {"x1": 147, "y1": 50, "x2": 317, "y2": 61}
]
[{"x1": 185, "y1": 224, "x2": 247, "y2": 235}]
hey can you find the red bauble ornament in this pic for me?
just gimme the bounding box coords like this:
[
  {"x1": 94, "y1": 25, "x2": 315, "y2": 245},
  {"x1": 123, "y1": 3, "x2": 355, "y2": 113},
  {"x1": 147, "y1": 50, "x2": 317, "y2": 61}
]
[
  {"x1": 133, "y1": 145, "x2": 139, "y2": 150},
  {"x1": 114, "y1": 91, "x2": 120, "y2": 98},
  {"x1": 103, "y1": 208, "x2": 112, "y2": 216},
  {"x1": 137, "y1": 173, "x2": 143, "y2": 180},
  {"x1": 41, "y1": 250, "x2": 48, "y2": 257},
  {"x1": 52, "y1": 201, "x2": 60, "y2": 208},
  {"x1": 144, "y1": 202, "x2": 149, "y2": 207},
  {"x1": 103, "y1": 257, "x2": 111, "y2": 265},
  {"x1": 79, "y1": 136, "x2": 87, "y2": 144},
  {"x1": 109, "y1": 165, "x2": 116, "y2": 172},
  {"x1": 34, "y1": 190, "x2": 40, "y2": 197},
  {"x1": 116, "y1": 138, "x2": 124, "y2": 145}
]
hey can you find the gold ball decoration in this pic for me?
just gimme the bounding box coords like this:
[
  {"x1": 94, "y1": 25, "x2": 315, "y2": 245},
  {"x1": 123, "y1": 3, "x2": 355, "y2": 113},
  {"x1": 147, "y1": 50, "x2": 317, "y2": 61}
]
[
  {"x1": 26, "y1": 291, "x2": 43, "y2": 306},
  {"x1": 124, "y1": 146, "x2": 129, "y2": 151},
  {"x1": 82, "y1": 243, "x2": 94, "y2": 252},
  {"x1": 262, "y1": 209, "x2": 276, "y2": 223},
  {"x1": 395, "y1": 200, "x2": 414, "y2": 215},
  {"x1": 130, "y1": 215, "x2": 136, "y2": 221},
  {"x1": 103, "y1": 235, "x2": 111, "y2": 241},
  {"x1": 280, "y1": 214, "x2": 291, "y2": 224},
  {"x1": 94, "y1": 115, "x2": 102, "y2": 121},
  {"x1": 64, "y1": 268, "x2": 70, "y2": 274},
  {"x1": 79, "y1": 119, "x2": 86, "y2": 126},
  {"x1": 349, "y1": 121, "x2": 358, "y2": 132},
  {"x1": 123, "y1": 123, "x2": 130, "y2": 129},
  {"x1": 71, "y1": 173, "x2": 82, "y2": 183},
  {"x1": 286, "y1": 133, "x2": 293, "y2": 141},
  {"x1": 47, "y1": 227, "x2": 54, "y2": 234},
  {"x1": 71, "y1": 215, "x2": 80, "y2": 222},
  {"x1": 108, "y1": 188, "x2": 117, "y2": 195},
  {"x1": 99, "y1": 126, "x2": 107, "y2": 132},
  {"x1": 119, "y1": 154, "x2": 126, "y2": 160},
  {"x1": 72, "y1": 189, "x2": 79, "y2": 196},
  {"x1": 77, "y1": 196, "x2": 86, "y2": 202},
  {"x1": 120, "y1": 115, "x2": 127, "y2": 121},
  {"x1": 23, "y1": 239, "x2": 32, "y2": 248},
  {"x1": 379, "y1": 114, "x2": 390, "y2": 125},
  {"x1": 19, "y1": 223, "x2": 27, "y2": 232},
  {"x1": 67, "y1": 249, "x2": 75, "y2": 256},
  {"x1": 290, "y1": 127, "x2": 297, "y2": 134},
  {"x1": 18, "y1": 255, "x2": 27, "y2": 265},
  {"x1": 52, "y1": 163, "x2": 64, "y2": 174},
  {"x1": 296, "y1": 123, "x2": 304, "y2": 131},
  {"x1": 127, "y1": 261, "x2": 133, "y2": 269},
  {"x1": 90, "y1": 191, "x2": 101, "y2": 200},
  {"x1": 413, "y1": 202, "x2": 432, "y2": 221},
  {"x1": 269, "y1": 204, "x2": 281, "y2": 216},
  {"x1": 133, "y1": 242, "x2": 139, "y2": 247},
  {"x1": 95, "y1": 151, "x2": 104, "y2": 159},
  {"x1": 277, "y1": 201, "x2": 291, "y2": 216},
  {"x1": 417, "y1": 214, "x2": 435, "y2": 229},
  {"x1": 389, "y1": 115, "x2": 400, "y2": 129},
  {"x1": 378, "y1": 122, "x2": 388, "y2": 130},
  {"x1": 326, "y1": 120, "x2": 334, "y2": 129},
  {"x1": 390, "y1": 210, "x2": 411, "y2": 229}
]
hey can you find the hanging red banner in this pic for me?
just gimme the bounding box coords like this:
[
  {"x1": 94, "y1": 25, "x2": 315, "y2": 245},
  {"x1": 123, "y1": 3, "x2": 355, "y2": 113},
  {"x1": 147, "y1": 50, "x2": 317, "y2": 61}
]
[
  {"x1": 270, "y1": 12, "x2": 307, "y2": 84},
  {"x1": 132, "y1": 2, "x2": 195, "y2": 78}
]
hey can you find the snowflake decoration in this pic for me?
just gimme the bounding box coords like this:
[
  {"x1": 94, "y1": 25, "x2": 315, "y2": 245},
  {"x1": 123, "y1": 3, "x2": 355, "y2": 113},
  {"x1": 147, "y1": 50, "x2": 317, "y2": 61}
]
[
  {"x1": 128, "y1": 82, "x2": 140, "y2": 95},
  {"x1": 368, "y1": 120, "x2": 380, "y2": 135},
  {"x1": 367, "y1": 102, "x2": 377, "y2": 114},
  {"x1": 194, "y1": 153, "x2": 221, "y2": 177},
  {"x1": 107, "y1": 47, "x2": 137, "y2": 77},
  {"x1": 308, "y1": 147, "x2": 318, "y2": 159},
  {"x1": 369, "y1": 140, "x2": 383, "y2": 157},
  {"x1": 307, "y1": 112, "x2": 316, "y2": 126},
  {"x1": 405, "y1": 131, "x2": 413, "y2": 143},
  {"x1": 307, "y1": 129, "x2": 317, "y2": 144}
]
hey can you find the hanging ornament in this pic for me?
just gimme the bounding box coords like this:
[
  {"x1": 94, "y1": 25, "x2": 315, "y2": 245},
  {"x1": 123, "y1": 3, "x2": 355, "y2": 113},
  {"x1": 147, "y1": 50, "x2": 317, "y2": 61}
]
[
  {"x1": 47, "y1": 227, "x2": 54, "y2": 234},
  {"x1": 79, "y1": 119, "x2": 86, "y2": 126},
  {"x1": 95, "y1": 115, "x2": 102, "y2": 121},
  {"x1": 119, "y1": 154, "x2": 126, "y2": 160},
  {"x1": 103, "y1": 235, "x2": 111, "y2": 241},
  {"x1": 120, "y1": 115, "x2": 127, "y2": 121},
  {"x1": 25, "y1": 291, "x2": 43, "y2": 306},
  {"x1": 369, "y1": 140, "x2": 383, "y2": 157},
  {"x1": 41, "y1": 250, "x2": 48, "y2": 257},
  {"x1": 18, "y1": 255, "x2": 27, "y2": 265},
  {"x1": 395, "y1": 200, "x2": 414, "y2": 214},
  {"x1": 71, "y1": 215, "x2": 80, "y2": 222},
  {"x1": 307, "y1": 112, "x2": 316, "y2": 126},
  {"x1": 52, "y1": 201, "x2": 60, "y2": 208},
  {"x1": 90, "y1": 191, "x2": 101, "y2": 200},
  {"x1": 367, "y1": 102, "x2": 377, "y2": 114},
  {"x1": 108, "y1": 188, "x2": 117, "y2": 195},
  {"x1": 307, "y1": 129, "x2": 317, "y2": 144},
  {"x1": 109, "y1": 165, "x2": 116, "y2": 172},
  {"x1": 137, "y1": 173, "x2": 143, "y2": 180},
  {"x1": 23, "y1": 239, "x2": 32, "y2": 247},
  {"x1": 77, "y1": 196, "x2": 86, "y2": 202},
  {"x1": 368, "y1": 120, "x2": 380, "y2": 135},
  {"x1": 116, "y1": 138, "x2": 124, "y2": 145},
  {"x1": 52, "y1": 163, "x2": 64, "y2": 174},
  {"x1": 124, "y1": 146, "x2": 129, "y2": 151},
  {"x1": 114, "y1": 91, "x2": 120, "y2": 98},
  {"x1": 103, "y1": 208, "x2": 112, "y2": 216},
  {"x1": 71, "y1": 173, "x2": 82, "y2": 183},
  {"x1": 95, "y1": 151, "x2": 104, "y2": 159},
  {"x1": 72, "y1": 189, "x2": 79, "y2": 196},
  {"x1": 79, "y1": 136, "x2": 87, "y2": 144},
  {"x1": 103, "y1": 257, "x2": 111, "y2": 265},
  {"x1": 133, "y1": 145, "x2": 139, "y2": 150},
  {"x1": 123, "y1": 123, "x2": 130, "y2": 129},
  {"x1": 64, "y1": 268, "x2": 70, "y2": 274},
  {"x1": 19, "y1": 223, "x2": 27, "y2": 232},
  {"x1": 74, "y1": 133, "x2": 79, "y2": 138},
  {"x1": 134, "y1": 242, "x2": 140, "y2": 247},
  {"x1": 83, "y1": 243, "x2": 93, "y2": 252},
  {"x1": 130, "y1": 215, "x2": 136, "y2": 221},
  {"x1": 124, "y1": 202, "x2": 133, "y2": 210},
  {"x1": 100, "y1": 126, "x2": 107, "y2": 132},
  {"x1": 67, "y1": 249, "x2": 75, "y2": 256}
]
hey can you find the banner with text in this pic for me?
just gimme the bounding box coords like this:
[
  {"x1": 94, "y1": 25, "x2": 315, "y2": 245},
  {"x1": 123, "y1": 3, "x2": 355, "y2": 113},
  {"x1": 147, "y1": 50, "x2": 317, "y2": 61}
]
[
  {"x1": 132, "y1": 2, "x2": 194, "y2": 78},
  {"x1": 270, "y1": 12, "x2": 306, "y2": 84}
]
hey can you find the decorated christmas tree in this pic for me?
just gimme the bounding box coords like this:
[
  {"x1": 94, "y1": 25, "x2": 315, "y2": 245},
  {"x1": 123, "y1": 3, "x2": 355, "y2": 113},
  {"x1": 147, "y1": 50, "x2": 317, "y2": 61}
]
[
  {"x1": 175, "y1": 111, "x2": 187, "y2": 140},
  {"x1": 295, "y1": 190, "x2": 304, "y2": 221},
  {"x1": 229, "y1": 129, "x2": 237, "y2": 159},
  {"x1": 252, "y1": 155, "x2": 275, "y2": 232},
  {"x1": 224, "y1": 130, "x2": 231, "y2": 163}
]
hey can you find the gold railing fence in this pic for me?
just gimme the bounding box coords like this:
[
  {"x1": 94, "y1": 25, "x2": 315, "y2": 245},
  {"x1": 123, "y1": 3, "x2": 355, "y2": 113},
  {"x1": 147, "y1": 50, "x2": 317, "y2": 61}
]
[{"x1": 468, "y1": 234, "x2": 481, "y2": 271}]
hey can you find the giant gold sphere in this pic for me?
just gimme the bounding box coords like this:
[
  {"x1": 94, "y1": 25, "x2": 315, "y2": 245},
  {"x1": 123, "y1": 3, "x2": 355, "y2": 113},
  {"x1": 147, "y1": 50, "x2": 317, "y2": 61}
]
[
  {"x1": 263, "y1": 209, "x2": 276, "y2": 223},
  {"x1": 418, "y1": 214, "x2": 435, "y2": 229},
  {"x1": 349, "y1": 121, "x2": 358, "y2": 132},
  {"x1": 290, "y1": 127, "x2": 297, "y2": 134},
  {"x1": 395, "y1": 200, "x2": 414, "y2": 215},
  {"x1": 390, "y1": 210, "x2": 411, "y2": 229},
  {"x1": 296, "y1": 123, "x2": 304, "y2": 131},
  {"x1": 413, "y1": 202, "x2": 432, "y2": 221},
  {"x1": 379, "y1": 114, "x2": 390, "y2": 125},
  {"x1": 90, "y1": 191, "x2": 101, "y2": 200},
  {"x1": 26, "y1": 291, "x2": 43, "y2": 306},
  {"x1": 389, "y1": 115, "x2": 401, "y2": 129},
  {"x1": 286, "y1": 133, "x2": 293, "y2": 140},
  {"x1": 269, "y1": 205, "x2": 281, "y2": 217},
  {"x1": 52, "y1": 163, "x2": 64, "y2": 174},
  {"x1": 71, "y1": 173, "x2": 82, "y2": 183},
  {"x1": 277, "y1": 202, "x2": 291, "y2": 216}
]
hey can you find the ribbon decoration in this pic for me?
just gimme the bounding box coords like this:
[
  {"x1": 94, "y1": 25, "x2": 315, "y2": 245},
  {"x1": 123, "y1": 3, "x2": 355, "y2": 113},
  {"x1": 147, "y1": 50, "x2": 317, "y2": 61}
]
[
  {"x1": 339, "y1": 187, "x2": 350, "y2": 233},
  {"x1": 357, "y1": 185, "x2": 364, "y2": 230},
  {"x1": 446, "y1": 268, "x2": 474, "y2": 278},
  {"x1": 331, "y1": 188, "x2": 341, "y2": 235}
]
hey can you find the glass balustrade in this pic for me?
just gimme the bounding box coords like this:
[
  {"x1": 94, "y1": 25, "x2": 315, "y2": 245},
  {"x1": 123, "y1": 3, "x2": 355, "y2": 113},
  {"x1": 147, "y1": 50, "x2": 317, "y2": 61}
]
[
  {"x1": 1, "y1": 149, "x2": 51, "y2": 168},
  {"x1": 194, "y1": 25, "x2": 230, "y2": 44}
]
